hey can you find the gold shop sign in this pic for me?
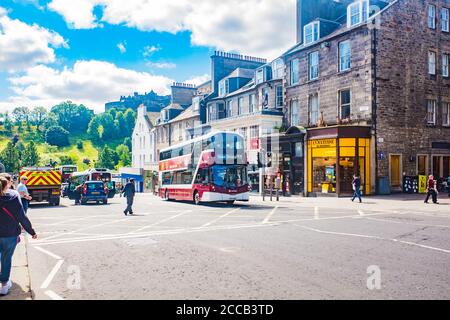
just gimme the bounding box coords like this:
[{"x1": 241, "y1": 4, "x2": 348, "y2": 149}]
[{"x1": 309, "y1": 139, "x2": 336, "y2": 148}]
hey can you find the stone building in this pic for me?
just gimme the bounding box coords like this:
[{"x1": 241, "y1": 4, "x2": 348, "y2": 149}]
[
  {"x1": 105, "y1": 90, "x2": 170, "y2": 112},
  {"x1": 202, "y1": 53, "x2": 287, "y2": 194},
  {"x1": 284, "y1": 0, "x2": 450, "y2": 196}
]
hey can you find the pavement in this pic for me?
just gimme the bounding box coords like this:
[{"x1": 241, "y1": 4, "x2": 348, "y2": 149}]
[
  {"x1": 1, "y1": 238, "x2": 33, "y2": 300},
  {"x1": 4, "y1": 192, "x2": 450, "y2": 300}
]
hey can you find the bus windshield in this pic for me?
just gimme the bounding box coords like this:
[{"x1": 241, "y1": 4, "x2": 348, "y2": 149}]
[{"x1": 210, "y1": 165, "x2": 248, "y2": 188}]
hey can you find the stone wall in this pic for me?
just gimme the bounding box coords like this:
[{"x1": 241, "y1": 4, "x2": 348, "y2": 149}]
[{"x1": 375, "y1": 0, "x2": 450, "y2": 177}]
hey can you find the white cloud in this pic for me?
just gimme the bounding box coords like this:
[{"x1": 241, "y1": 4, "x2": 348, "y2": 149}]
[
  {"x1": 2, "y1": 60, "x2": 174, "y2": 113},
  {"x1": 143, "y1": 45, "x2": 160, "y2": 57},
  {"x1": 47, "y1": 0, "x2": 99, "y2": 29},
  {"x1": 146, "y1": 61, "x2": 176, "y2": 69},
  {"x1": 117, "y1": 41, "x2": 126, "y2": 54},
  {"x1": 185, "y1": 74, "x2": 210, "y2": 87},
  {"x1": 47, "y1": 0, "x2": 296, "y2": 59},
  {"x1": 0, "y1": 6, "x2": 68, "y2": 72}
]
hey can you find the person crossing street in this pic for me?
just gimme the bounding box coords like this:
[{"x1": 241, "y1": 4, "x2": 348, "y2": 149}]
[{"x1": 122, "y1": 179, "x2": 136, "y2": 216}]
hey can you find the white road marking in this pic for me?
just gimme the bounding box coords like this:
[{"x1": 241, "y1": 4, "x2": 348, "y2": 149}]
[
  {"x1": 32, "y1": 222, "x2": 279, "y2": 246},
  {"x1": 297, "y1": 225, "x2": 450, "y2": 254},
  {"x1": 40, "y1": 260, "x2": 64, "y2": 289},
  {"x1": 41, "y1": 217, "x2": 130, "y2": 241},
  {"x1": 358, "y1": 210, "x2": 365, "y2": 216},
  {"x1": 365, "y1": 217, "x2": 450, "y2": 228},
  {"x1": 34, "y1": 246, "x2": 63, "y2": 260},
  {"x1": 129, "y1": 210, "x2": 192, "y2": 234},
  {"x1": 314, "y1": 207, "x2": 319, "y2": 220},
  {"x1": 201, "y1": 208, "x2": 241, "y2": 228},
  {"x1": 263, "y1": 206, "x2": 279, "y2": 224},
  {"x1": 45, "y1": 290, "x2": 64, "y2": 300}
]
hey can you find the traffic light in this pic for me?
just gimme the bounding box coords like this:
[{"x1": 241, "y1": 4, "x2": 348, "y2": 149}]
[
  {"x1": 267, "y1": 152, "x2": 272, "y2": 168},
  {"x1": 257, "y1": 152, "x2": 263, "y2": 168}
]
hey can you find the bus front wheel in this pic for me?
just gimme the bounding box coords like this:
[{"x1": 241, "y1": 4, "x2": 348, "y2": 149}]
[{"x1": 193, "y1": 191, "x2": 200, "y2": 205}]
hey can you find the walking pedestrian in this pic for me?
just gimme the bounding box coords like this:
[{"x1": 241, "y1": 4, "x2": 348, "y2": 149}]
[
  {"x1": 17, "y1": 176, "x2": 32, "y2": 214},
  {"x1": 122, "y1": 179, "x2": 136, "y2": 216},
  {"x1": 0, "y1": 177, "x2": 37, "y2": 296},
  {"x1": 351, "y1": 174, "x2": 362, "y2": 203},
  {"x1": 424, "y1": 175, "x2": 439, "y2": 204}
]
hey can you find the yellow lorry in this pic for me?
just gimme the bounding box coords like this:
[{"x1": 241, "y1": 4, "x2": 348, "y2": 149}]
[{"x1": 19, "y1": 167, "x2": 62, "y2": 206}]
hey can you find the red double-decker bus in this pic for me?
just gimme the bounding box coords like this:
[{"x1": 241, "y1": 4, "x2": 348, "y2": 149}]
[{"x1": 158, "y1": 131, "x2": 250, "y2": 205}]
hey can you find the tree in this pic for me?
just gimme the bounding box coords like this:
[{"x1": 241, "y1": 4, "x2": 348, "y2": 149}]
[
  {"x1": 123, "y1": 137, "x2": 132, "y2": 150},
  {"x1": 3, "y1": 112, "x2": 13, "y2": 136},
  {"x1": 23, "y1": 141, "x2": 40, "y2": 166},
  {"x1": 123, "y1": 109, "x2": 136, "y2": 137},
  {"x1": 12, "y1": 107, "x2": 30, "y2": 125},
  {"x1": 45, "y1": 126, "x2": 70, "y2": 147},
  {"x1": 116, "y1": 144, "x2": 131, "y2": 167},
  {"x1": 87, "y1": 113, "x2": 115, "y2": 141},
  {"x1": 59, "y1": 155, "x2": 76, "y2": 165},
  {"x1": 30, "y1": 107, "x2": 48, "y2": 131},
  {"x1": 76, "y1": 140, "x2": 83, "y2": 150},
  {"x1": 97, "y1": 146, "x2": 119, "y2": 169},
  {"x1": 15, "y1": 141, "x2": 26, "y2": 160},
  {"x1": 42, "y1": 112, "x2": 58, "y2": 132},
  {"x1": 0, "y1": 142, "x2": 20, "y2": 173},
  {"x1": 51, "y1": 101, "x2": 94, "y2": 133}
]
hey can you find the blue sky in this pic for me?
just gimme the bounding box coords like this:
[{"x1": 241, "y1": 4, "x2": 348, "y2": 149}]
[{"x1": 0, "y1": 0, "x2": 295, "y2": 112}]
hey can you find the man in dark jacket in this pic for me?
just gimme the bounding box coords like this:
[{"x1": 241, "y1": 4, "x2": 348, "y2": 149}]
[
  {"x1": 122, "y1": 179, "x2": 136, "y2": 216},
  {"x1": 0, "y1": 181, "x2": 37, "y2": 296}
]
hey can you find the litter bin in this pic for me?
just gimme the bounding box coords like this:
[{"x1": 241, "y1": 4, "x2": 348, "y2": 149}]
[{"x1": 377, "y1": 176, "x2": 391, "y2": 195}]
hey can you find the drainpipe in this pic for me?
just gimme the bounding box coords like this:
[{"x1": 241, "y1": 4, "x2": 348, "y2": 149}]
[{"x1": 371, "y1": 24, "x2": 379, "y2": 194}]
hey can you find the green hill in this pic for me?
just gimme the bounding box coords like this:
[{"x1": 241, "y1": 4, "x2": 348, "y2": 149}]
[{"x1": 0, "y1": 134, "x2": 100, "y2": 171}]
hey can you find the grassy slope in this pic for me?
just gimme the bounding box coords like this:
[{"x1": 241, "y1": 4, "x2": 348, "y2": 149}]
[{"x1": 0, "y1": 131, "x2": 101, "y2": 171}]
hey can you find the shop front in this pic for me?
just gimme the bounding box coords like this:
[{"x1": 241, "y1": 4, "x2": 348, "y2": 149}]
[
  {"x1": 261, "y1": 127, "x2": 306, "y2": 196},
  {"x1": 307, "y1": 126, "x2": 372, "y2": 197}
]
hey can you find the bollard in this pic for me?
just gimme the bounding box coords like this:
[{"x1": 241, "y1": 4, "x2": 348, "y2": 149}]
[
  {"x1": 276, "y1": 188, "x2": 279, "y2": 201},
  {"x1": 270, "y1": 187, "x2": 273, "y2": 201}
]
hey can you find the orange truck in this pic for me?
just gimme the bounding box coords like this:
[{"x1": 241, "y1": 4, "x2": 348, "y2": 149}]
[{"x1": 19, "y1": 167, "x2": 62, "y2": 206}]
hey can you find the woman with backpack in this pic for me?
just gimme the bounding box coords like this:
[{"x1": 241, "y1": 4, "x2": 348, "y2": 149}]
[
  {"x1": 0, "y1": 176, "x2": 37, "y2": 296},
  {"x1": 424, "y1": 175, "x2": 439, "y2": 204}
]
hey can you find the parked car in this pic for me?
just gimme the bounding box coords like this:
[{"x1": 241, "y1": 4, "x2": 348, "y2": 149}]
[{"x1": 69, "y1": 181, "x2": 108, "y2": 205}]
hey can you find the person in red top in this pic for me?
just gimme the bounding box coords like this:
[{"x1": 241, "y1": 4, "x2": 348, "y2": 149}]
[{"x1": 424, "y1": 175, "x2": 439, "y2": 204}]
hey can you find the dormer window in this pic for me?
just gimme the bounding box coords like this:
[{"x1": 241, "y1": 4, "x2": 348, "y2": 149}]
[
  {"x1": 256, "y1": 68, "x2": 264, "y2": 85},
  {"x1": 272, "y1": 58, "x2": 284, "y2": 79},
  {"x1": 255, "y1": 66, "x2": 273, "y2": 84},
  {"x1": 218, "y1": 79, "x2": 229, "y2": 97},
  {"x1": 304, "y1": 21, "x2": 320, "y2": 45},
  {"x1": 347, "y1": 0, "x2": 369, "y2": 27},
  {"x1": 193, "y1": 97, "x2": 200, "y2": 112}
]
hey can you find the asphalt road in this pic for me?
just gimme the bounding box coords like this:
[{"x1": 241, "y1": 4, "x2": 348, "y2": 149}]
[{"x1": 23, "y1": 193, "x2": 450, "y2": 300}]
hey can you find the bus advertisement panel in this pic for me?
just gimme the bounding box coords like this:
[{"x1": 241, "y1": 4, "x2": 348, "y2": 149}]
[{"x1": 158, "y1": 131, "x2": 250, "y2": 205}]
